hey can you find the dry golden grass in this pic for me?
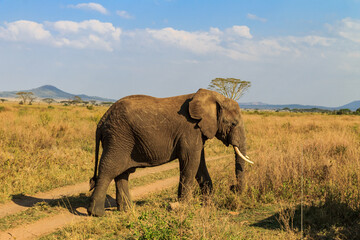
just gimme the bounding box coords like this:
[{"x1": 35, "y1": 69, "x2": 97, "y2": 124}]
[
  {"x1": 0, "y1": 102, "x2": 231, "y2": 203},
  {"x1": 243, "y1": 113, "x2": 360, "y2": 208},
  {"x1": 0, "y1": 103, "x2": 107, "y2": 202},
  {"x1": 1, "y1": 103, "x2": 359, "y2": 209},
  {"x1": 1, "y1": 103, "x2": 360, "y2": 239},
  {"x1": 240, "y1": 112, "x2": 360, "y2": 239}
]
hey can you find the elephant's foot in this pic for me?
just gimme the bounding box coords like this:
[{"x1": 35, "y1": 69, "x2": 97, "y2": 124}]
[
  {"x1": 199, "y1": 181, "x2": 213, "y2": 195},
  {"x1": 230, "y1": 184, "x2": 243, "y2": 193},
  {"x1": 87, "y1": 202, "x2": 105, "y2": 217},
  {"x1": 116, "y1": 201, "x2": 132, "y2": 211}
]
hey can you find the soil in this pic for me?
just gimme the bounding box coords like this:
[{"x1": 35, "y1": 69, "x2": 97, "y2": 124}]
[{"x1": 0, "y1": 155, "x2": 230, "y2": 240}]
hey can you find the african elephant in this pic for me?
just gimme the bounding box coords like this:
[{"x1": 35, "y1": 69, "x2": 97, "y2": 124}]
[{"x1": 87, "y1": 88, "x2": 252, "y2": 217}]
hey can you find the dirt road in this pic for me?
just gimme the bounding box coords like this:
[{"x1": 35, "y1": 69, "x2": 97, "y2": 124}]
[{"x1": 0, "y1": 155, "x2": 230, "y2": 240}]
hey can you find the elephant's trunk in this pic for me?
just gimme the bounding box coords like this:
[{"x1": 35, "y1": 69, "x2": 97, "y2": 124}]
[{"x1": 233, "y1": 146, "x2": 252, "y2": 192}]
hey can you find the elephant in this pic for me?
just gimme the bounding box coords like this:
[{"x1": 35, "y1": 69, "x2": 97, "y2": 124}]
[{"x1": 87, "y1": 88, "x2": 252, "y2": 217}]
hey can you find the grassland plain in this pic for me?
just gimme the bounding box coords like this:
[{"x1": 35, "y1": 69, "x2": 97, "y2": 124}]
[{"x1": 1, "y1": 102, "x2": 360, "y2": 239}]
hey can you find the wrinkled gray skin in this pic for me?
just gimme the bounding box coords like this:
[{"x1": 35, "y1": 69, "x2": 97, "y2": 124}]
[{"x1": 87, "y1": 88, "x2": 247, "y2": 217}]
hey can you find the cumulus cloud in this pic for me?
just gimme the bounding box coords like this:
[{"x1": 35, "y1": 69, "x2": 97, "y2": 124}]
[
  {"x1": 145, "y1": 26, "x2": 286, "y2": 60},
  {"x1": 68, "y1": 2, "x2": 108, "y2": 15},
  {"x1": 50, "y1": 20, "x2": 121, "y2": 51},
  {"x1": 0, "y1": 19, "x2": 121, "y2": 51},
  {"x1": 116, "y1": 10, "x2": 134, "y2": 19},
  {"x1": 226, "y1": 25, "x2": 253, "y2": 39},
  {"x1": 146, "y1": 26, "x2": 254, "y2": 56},
  {"x1": 0, "y1": 20, "x2": 339, "y2": 59},
  {"x1": 146, "y1": 27, "x2": 223, "y2": 54},
  {"x1": 143, "y1": 24, "x2": 341, "y2": 60},
  {"x1": 51, "y1": 20, "x2": 121, "y2": 40},
  {"x1": 0, "y1": 20, "x2": 51, "y2": 42}
]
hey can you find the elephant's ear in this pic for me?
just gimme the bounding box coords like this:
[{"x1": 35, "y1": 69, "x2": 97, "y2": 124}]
[{"x1": 189, "y1": 88, "x2": 218, "y2": 139}]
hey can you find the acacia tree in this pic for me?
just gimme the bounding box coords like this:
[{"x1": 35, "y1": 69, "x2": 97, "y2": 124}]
[
  {"x1": 28, "y1": 95, "x2": 36, "y2": 105},
  {"x1": 72, "y1": 96, "x2": 83, "y2": 105},
  {"x1": 43, "y1": 98, "x2": 55, "y2": 105},
  {"x1": 208, "y1": 78, "x2": 251, "y2": 101},
  {"x1": 16, "y1": 92, "x2": 34, "y2": 104}
]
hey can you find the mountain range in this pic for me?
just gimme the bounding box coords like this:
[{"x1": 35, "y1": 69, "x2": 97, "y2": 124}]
[
  {"x1": 0, "y1": 85, "x2": 359, "y2": 111},
  {"x1": 0, "y1": 85, "x2": 116, "y2": 102}
]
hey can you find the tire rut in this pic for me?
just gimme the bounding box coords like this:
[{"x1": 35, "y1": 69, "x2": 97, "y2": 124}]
[
  {"x1": 0, "y1": 155, "x2": 231, "y2": 239},
  {"x1": 0, "y1": 176, "x2": 179, "y2": 240},
  {"x1": 0, "y1": 155, "x2": 230, "y2": 218}
]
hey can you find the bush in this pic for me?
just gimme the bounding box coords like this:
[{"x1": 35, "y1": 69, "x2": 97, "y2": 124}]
[{"x1": 336, "y1": 109, "x2": 352, "y2": 115}]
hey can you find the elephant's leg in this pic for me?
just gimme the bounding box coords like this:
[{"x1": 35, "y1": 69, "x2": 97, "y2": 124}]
[
  {"x1": 87, "y1": 176, "x2": 112, "y2": 217},
  {"x1": 88, "y1": 151, "x2": 127, "y2": 217},
  {"x1": 178, "y1": 150, "x2": 202, "y2": 200},
  {"x1": 195, "y1": 149, "x2": 213, "y2": 195},
  {"x1": 115, "y1": 170, "x2": 132, "y2": 211}
]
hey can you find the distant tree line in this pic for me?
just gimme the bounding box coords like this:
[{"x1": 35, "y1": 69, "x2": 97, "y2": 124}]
[
  {"x1": 279, "y1": 107, "x2": 360, "y2": 115},
  {"x1": 60, "y1": 96, "x2": 113, "y2": 106},
  {"x1": 13, "y1": 92, "x2": 114, "y2": 107}
]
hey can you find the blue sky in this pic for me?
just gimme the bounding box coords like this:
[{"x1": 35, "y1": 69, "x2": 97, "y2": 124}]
[{"x1": 0, "y1": 0, "x2": 360, "y2": 106}]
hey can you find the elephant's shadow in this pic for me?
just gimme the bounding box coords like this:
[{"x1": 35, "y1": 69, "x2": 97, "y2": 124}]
[
  {"x1": 252, "y1": 201, "x2": 360, "y2": 239},
  {"x1": 11, "y1": 193, "x2": 147, "y2": 216}
]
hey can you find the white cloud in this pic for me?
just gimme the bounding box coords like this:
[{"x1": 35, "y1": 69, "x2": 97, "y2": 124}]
[
  {"x1": 116, "y1": 10, "x2": 134, "y2": 19},
  {"x1": 247, "y1": 13, "x2": 267, "y2": 22},
  {"x1": 50, "y1": 20, "x2": 121, "y2": 51},
  {"x1": 146, "y1": 27, "x2": 223, "y2": 54},
  {"x1": 336, "y1": 18, "x2": 360, "y2": 43},
  {"x1": 226, "y1": 25, "x2": 253, "y2": 39},
  {"x1": 0, "y1": 20, "x2": 51, "y2": 42},
  {"x1": 287, "y1": 35, "x2": 335, "y2": 46},
  {"x1": 0, "y1": 20, "x2": 343, "y2": 60},
  {"x1": 145, "y1": 26, "x2": 289, "y2": 60},
  {"x1": 0, "y1": 19, "x2": 121, "y2": 51},
  {"x1": 51, "y1": 20, "x2": 121, "y2": 40},
  {"x1": 68, "y1": 2, "x2": 108, "y2": 15}
]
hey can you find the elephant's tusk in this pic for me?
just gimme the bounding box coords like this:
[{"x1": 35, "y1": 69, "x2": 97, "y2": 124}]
[{"x1": 234, "y1": 146, "x2": 254, "y2": 164}]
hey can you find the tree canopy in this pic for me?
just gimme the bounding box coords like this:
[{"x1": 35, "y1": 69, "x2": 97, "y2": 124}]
[
  {"x1": 73, "y1": 96, "x2": 83, "y2": 104},
  {"x1": 42, "y1": 98, "x2": 55, "y2": 105},
  {"x1": 16, "y1": 91, "x2": 34, "y2": 104},
  {"x1": 208, "y1": 78, "x2": 251, "y2": 101}
]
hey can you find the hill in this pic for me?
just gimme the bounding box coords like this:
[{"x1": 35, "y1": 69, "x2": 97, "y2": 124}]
[
  {"x1": 339, "y1": 100, "x2": 360, "y2": 111},
  {"x1": 0, "y1": 85, "x2": 116, "y2": 102}
]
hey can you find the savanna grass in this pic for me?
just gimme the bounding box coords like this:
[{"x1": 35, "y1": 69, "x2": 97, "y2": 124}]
[
  {"x1": 1, "y1": 103, "x2": 360, "y2": 239},
  {"x1": 0, "y1": 102, "x2": 232, "y2": 203},
  {"x1": 0, "y1": 103, "x2": 107, "y2": 203},
  {"x1": 243, "y1": 113, "x2": 360, "y2": 206},
  {"x1": 42, "y1": 157, "x2": 300, "y2": 240}
]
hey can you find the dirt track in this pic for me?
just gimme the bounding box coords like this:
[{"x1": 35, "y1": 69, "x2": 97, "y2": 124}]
[{"x1": 0, "y1": 155, "x2": 230, "y2": 240}]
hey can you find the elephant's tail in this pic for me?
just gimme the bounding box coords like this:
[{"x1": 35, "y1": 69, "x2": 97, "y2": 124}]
[{"x1": 89, "y1": 128, "x2": 101, "y2": 191}]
